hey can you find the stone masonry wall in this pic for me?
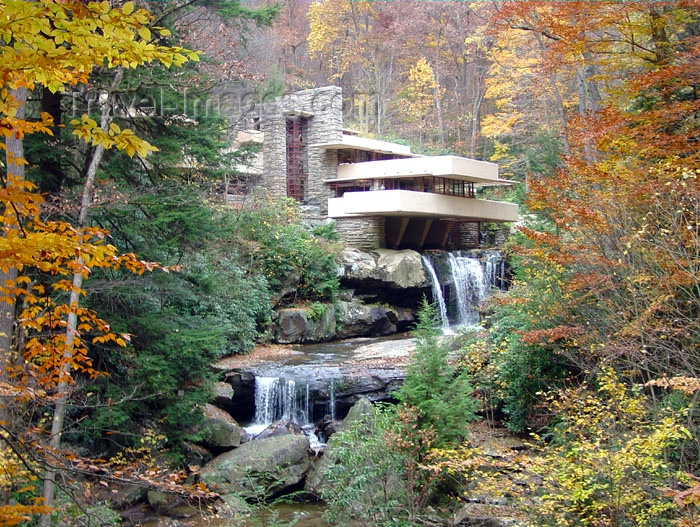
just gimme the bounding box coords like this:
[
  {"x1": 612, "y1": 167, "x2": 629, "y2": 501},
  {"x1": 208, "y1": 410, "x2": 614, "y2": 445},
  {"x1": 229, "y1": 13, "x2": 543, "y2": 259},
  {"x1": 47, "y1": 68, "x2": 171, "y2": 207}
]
[
  {"x1": 260, "y1": 87, "x2": 343, "y2": 211},
  {"x1": 335, "y1": 217, "x2": 386, "y2": 250},
  {"x1": 260, "y1": 113, "x2": 287, "y2": 197},
  {"x1": 459, "y1": 222, "x2": 480, "y2": 249},
  {"x1": 305, "y1": 88, "x2": 342, "y2": 215}
]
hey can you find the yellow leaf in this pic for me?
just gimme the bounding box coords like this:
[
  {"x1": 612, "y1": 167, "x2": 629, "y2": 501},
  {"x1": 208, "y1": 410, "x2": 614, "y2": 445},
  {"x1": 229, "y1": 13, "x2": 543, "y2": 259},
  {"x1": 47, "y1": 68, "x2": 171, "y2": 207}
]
[
  {"x1": 122, "y1": 1, "x2": 134, "y2": 15},
  {"x1": 138, "y1": 27, "x2": 151, "y2": 41}
]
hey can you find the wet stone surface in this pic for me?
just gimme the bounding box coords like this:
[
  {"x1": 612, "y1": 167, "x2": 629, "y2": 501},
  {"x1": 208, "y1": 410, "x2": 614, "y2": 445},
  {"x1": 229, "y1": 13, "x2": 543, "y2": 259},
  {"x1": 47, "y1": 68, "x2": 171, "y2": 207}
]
[{"x1": 214, "y1": 335, "x2": 415, "y2": 425}]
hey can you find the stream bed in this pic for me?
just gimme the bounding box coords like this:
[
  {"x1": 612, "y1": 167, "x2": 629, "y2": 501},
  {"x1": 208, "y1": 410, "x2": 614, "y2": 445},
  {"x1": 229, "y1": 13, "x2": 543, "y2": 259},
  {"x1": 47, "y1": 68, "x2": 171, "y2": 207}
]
[{"x1": 136, "y1": 502, "x2": 328, "y2": 527}]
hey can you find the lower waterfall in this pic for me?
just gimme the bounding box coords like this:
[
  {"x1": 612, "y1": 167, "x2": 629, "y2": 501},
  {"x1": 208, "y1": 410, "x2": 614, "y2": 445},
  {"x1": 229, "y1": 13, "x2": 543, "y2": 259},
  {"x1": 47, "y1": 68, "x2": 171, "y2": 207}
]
[
  {"x1": 252, "y1": 377, "x2": 309, "y2": 426},
  {"x1": 245, "y1": 376, "x2": 337, "y2": 446}
]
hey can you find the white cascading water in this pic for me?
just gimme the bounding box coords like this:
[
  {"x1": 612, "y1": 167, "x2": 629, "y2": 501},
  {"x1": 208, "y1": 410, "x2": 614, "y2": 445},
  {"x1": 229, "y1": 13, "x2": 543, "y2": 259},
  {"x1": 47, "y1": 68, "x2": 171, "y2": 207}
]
[
  {"x1": 252, "y1": 376, "x2": 278, "y2": 425},
  {"x1": 447, "y1": 253, "x2": 486, "y2": 327},
  {"x1": 252, "y1": 376, "x2": 309, "y2": 427},
  {"x1": 423, "y1": 251, "x2": 504, "y2": 330},
  {"x1": 247, "y1": 376, "x2": 329, "y2": 448},
  {"x1": 484, "y1": 251, "x2": 505, "y2": 291},
  {"x1": 421, "y1": 254, "x2": 450, "y2": 330},
  {"x1": 328, "y1": 380, "x2": 336, "y2": 421}
]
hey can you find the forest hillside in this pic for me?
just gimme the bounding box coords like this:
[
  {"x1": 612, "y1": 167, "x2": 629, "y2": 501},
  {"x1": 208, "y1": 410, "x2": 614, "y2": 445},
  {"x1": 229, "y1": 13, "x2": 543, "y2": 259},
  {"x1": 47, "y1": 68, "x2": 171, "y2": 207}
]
[{"x1": 0, "y1": 1, "x2": 698, "y2": 526}]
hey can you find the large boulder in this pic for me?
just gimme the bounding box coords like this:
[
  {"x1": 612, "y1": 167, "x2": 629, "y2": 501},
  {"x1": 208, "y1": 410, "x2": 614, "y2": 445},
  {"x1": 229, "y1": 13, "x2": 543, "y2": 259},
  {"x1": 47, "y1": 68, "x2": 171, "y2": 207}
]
[
  {"x1": 339, "y1": 248, "x2": 427, "y2": 289},
  {"x1": 212, "y1": 381, "x2": 235, "y2": 414},
  {"x1": 335, "y1": 300, "x2": 397, "y2": 338},
  {"x1": 274, "y1": 304, "x2": 336, "y2": 344},
  {"x1": 199, "y1": 404, "x2": 246, "y2": 451},
  {"x1": 254, "y1": 419, "x2": 304, "y2": 441},
  {"x1": 304, "y1": 398, "x2": 374, "y2": 496},
  {"x1": 372, "y1": 249, "x2": 427, "y2": 289},
  {"x1": 338, "y1": 247, "x2": 377, "y2": 279},
  {"x1": 200, "y1": 434, "x2": 310, "y2": 499}
]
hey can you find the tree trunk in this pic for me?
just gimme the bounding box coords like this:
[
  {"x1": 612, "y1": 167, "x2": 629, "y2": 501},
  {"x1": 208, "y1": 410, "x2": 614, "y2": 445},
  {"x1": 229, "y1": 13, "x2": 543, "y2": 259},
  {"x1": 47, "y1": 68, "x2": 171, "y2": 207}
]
[
  {"x1": 0, "y1": 86, "x2": 27, "y2": 424},
  {"x1": 433, "y1": 79, "x2": 445, "y2": 147},
  {"x1": 40, "y1": 69, "x2": 123, "y2": 526}
]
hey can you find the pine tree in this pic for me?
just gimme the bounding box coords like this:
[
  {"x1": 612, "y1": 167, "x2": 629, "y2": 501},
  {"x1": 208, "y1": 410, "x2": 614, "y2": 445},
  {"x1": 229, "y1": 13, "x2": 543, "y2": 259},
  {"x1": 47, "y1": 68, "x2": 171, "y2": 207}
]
[{"x1": 396, "y1": 299, "x2": 480, "y2": 447}]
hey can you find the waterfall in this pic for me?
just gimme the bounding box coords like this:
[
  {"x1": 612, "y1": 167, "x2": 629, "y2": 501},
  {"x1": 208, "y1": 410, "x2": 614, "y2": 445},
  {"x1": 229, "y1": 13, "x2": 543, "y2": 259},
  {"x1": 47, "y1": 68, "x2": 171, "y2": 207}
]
[
  {"x1": 447, "y1": 253, "x2": 486, "y2": 327},
  {"x1": 421, "y1": 254, "x2": 450, "y2": 330},
  {"x1": 252, "y1": 376, "x2": 310, "y2": 427},
  {"x1": 422, "y1": 250, "x2": 505, "y2": 329},
  {"x1": 253, "y1": 376, "x2": 279, "y2": 425},
  {"x1": 484, "y1": 251, "x2": 506, "y2": 290},
  {"x1": 328, "y1": 380, "x2": 336, "y2": 421}
]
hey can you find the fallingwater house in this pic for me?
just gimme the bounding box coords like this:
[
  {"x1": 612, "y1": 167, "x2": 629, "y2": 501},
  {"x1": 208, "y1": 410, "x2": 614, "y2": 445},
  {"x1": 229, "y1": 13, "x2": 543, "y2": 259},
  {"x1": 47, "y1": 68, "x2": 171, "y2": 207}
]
[{"x1": 229, "y1": 86, "x2": 518, "y2": 250}]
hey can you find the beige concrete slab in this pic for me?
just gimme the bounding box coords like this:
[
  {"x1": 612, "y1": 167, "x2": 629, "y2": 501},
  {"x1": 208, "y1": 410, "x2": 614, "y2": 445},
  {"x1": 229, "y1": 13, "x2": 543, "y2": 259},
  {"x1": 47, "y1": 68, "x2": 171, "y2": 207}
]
[
  {"x1": 327, "y1": 155, "x2": 515, "y2": 185},
  {"x1": 328, "y1": 189, "x2": 519, "y2": 223}
]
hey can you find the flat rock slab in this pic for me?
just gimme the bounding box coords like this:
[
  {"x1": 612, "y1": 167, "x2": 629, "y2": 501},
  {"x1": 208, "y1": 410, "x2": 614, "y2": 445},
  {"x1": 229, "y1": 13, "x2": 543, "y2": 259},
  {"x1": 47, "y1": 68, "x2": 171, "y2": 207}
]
[{"x1": 214, "y1": 337, "x2": 415, "y2": 373}]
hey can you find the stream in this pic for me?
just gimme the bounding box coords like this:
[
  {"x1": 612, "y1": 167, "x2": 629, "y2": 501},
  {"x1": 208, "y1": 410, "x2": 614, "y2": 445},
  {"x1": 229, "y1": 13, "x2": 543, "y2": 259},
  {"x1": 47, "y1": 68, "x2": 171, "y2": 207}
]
[
  {"x1": 136, "y1": 501, "x2": 328, "y2": 527},
  {"x1": 135, "y1": 251, "x2": 508, "y2": 526}
]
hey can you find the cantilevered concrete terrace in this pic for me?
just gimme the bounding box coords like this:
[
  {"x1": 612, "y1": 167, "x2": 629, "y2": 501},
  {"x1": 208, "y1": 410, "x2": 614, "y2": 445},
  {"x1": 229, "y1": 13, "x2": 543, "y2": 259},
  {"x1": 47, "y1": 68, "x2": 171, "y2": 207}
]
[
  {"x1": 325, "y1": 155, "x2": 519, "y2": 224},
  {"x1": 332, "y1": 155, "x2": 511, "y2": 184},
  {"x1": 314, "y1": 134, "x2": 418, "y2": 158},
  {"x1": 328, "y1": 189, "x2": 518, "y2": 222}
]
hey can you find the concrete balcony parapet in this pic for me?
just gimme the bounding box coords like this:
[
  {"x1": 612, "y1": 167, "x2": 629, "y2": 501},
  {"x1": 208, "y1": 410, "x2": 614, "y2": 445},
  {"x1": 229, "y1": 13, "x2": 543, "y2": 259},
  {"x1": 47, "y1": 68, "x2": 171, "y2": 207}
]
[
  {"x1": 328, "y1": 189, "x2": 519, "y2": 223},
  {"x1": 330, "y1": 155, "x2": 515, "y2": 185}
]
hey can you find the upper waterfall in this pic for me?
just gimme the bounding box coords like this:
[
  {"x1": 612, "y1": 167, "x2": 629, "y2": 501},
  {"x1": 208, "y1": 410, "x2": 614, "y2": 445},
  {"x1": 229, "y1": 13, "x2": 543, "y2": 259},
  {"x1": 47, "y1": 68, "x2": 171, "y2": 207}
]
[{"x1": 421, "y1": 250, "x2": 505, "y2": 330}]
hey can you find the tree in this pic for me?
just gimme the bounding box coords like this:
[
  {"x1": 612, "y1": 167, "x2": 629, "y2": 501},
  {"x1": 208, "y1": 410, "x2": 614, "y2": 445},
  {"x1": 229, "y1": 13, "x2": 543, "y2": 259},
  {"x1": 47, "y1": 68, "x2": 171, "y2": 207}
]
[
  {"x1": 307, "y1": 0, "x2": 399, "y2": 134},
  {"x1": 395, "y1": 299, "x2": 480, "y2": 448},
  {"x1": 509, "y1": 0, "x2": 700, "y2": 377},
  {"x1": 484, "y1": 2, "x2": 700, "y2": 450},
  {"x1": 0, "y1": 1, "x2": 198, "y2": 523},
  {"x1": 398, "y1": 58, "x2": 440, "y2": 146},
  {"x1": 522, "y1": 367, "x2": 689, "y2": 527}
]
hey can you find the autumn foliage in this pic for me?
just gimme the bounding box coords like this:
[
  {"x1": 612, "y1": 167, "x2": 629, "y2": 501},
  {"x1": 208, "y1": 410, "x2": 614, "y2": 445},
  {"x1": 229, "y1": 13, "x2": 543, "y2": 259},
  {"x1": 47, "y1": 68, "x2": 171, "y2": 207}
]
[
  {"x1": 491, "y1": 1, "x2": 700, "y2": 377},
  {"x1": 0, "y1": 1, "x2": 199, "y2": 524},
  {"x1": 474, "y1": 3, "x2": 700, "y2": 523}
]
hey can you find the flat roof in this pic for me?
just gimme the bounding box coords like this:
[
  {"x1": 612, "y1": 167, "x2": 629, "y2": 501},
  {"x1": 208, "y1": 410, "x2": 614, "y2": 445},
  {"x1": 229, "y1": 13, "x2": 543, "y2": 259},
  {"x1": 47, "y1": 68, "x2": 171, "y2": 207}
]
[{"x1": 312, "y1": 134, "x2": 419, "y2": 157}]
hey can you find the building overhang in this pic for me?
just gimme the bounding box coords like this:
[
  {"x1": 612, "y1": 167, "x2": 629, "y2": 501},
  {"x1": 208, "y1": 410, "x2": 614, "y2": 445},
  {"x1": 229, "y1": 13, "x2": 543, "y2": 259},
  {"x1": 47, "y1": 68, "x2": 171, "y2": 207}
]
[
  {"x1": 328, "y1": 189, "x2": 519, "y2": 223},
  {"x1": 326, "y1": 155, "x2": 515, "y2": 186},
  {"x1": 312, "y1": 134, "x2": 419, "y2": 157}
]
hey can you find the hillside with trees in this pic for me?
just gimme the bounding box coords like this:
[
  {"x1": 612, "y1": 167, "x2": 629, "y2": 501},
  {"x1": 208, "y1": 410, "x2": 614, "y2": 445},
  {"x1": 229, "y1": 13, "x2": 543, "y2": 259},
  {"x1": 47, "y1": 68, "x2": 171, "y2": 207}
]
[{"x1": 0, "y1": 1, "x2": 698, "y2": 526}]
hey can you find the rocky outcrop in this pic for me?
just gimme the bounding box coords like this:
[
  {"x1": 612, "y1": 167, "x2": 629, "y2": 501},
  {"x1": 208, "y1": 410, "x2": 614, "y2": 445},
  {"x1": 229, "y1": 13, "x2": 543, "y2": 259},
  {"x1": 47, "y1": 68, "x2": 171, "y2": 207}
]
[
  {"x1": 200, "y1": 434, "x2": 311, "y2": 499},
  {"x1": 212, "y1": 382, "x2": 234, "y2": 409},
  {"x1": 272, "y1": 299, "x2": 415, "y2": 344},
  {"x1": 373, "y1": 249, "x2": 427, "y2": 289},
  {"x1": 304, "y1": 398, "x2": 374, "y2": 496},
  {"x1": 265, "y1": 248, "x2": 429, "y2": 345},
  {"x1": 335, "y1": 300, "x2": 397, "y2": 338},
  {"x1": 273, "y1": 304, "x2": 336, "y2": 343},
  {"x1": 146, "y1": 490, "x2": 183, "y2": 514},
  {"x1": 182, "y1": 441, "x2": 214, "y2": 467},
  {"x1": 339, "y1": 248, "x2": 427, "y2": 290},
  {"x1": 199, "y1": 404, "x2": 247, "y2": 451}
]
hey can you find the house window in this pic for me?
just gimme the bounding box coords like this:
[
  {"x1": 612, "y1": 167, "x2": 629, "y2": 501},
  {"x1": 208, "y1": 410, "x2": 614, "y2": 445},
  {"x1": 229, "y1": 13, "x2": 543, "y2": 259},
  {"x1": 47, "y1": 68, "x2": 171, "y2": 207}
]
[
  {"x1": 330, "y1": 180, "x2": 371, "y2": 197},
  {"x1": 286, "y1": 116, "x2": 309, "y2": 202}
]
